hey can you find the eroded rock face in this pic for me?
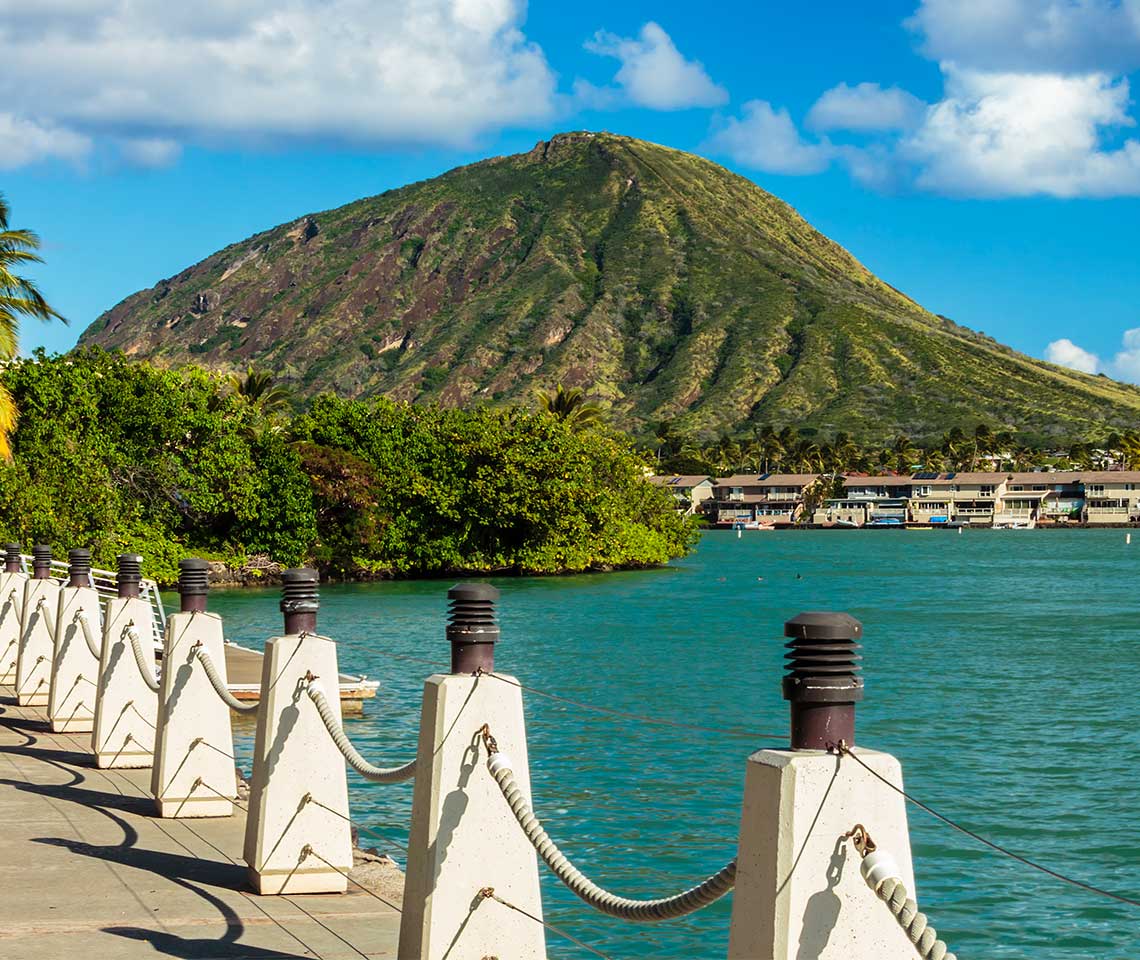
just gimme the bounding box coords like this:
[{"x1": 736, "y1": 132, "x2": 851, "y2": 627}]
[{"x1": 78, "y1": 132, "x2": 1140, "y2": 441}]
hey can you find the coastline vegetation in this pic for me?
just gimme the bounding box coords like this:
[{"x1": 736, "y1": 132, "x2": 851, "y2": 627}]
[
  {"x1": 0, "y1": 349, "x2": 697, "y2": 584},
  {"x1": 651, "y1": 421, "x2": 1140, "y2": 477}
]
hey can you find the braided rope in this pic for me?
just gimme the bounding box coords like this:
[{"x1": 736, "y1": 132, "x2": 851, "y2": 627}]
[
  {"x1": 487, "y1": 751, "x2": 736, "y2": 921},
  {"x1": 193, "y1": 645, "x2": 259, "y2": 713},
  {"x1": 36, "y1": 597, "x2": 56, "y2": 638},
  {"x1": 75, "y1": 611, "x2": 102, "y2": 659},
  {"x1": 305, "y1": 680, "x2": 416, "y2": 783},
  {"x1": 124, "y1": 624, "x2": 161, "y2": 692},
  {"x1": 858, "y1": 844, "x2": 957, "y2": 960}
]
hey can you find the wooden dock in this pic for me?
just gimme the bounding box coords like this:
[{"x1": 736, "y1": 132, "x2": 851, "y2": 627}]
[{"x1": 0, "y1": 689, "x2": 401, "y2": 960}]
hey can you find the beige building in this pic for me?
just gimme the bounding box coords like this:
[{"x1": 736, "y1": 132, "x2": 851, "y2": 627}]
[
  {"x1": 706, "y1": 473, "x2": 822, "y2": 525},
  {"x1": 819, "y1": 470, "x2": 1140, "y2": 527},
  {"x1": 649, "y1": 475, "x2": 715, "y2": 515}
]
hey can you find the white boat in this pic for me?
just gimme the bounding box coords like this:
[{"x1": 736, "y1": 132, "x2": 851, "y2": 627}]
[{"x1": 992, "y1": 518, "x2": 1036, "y2": 529}]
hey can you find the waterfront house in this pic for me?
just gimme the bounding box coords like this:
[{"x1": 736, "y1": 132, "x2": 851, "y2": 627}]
[
  {"x1": 649, "y1": 475, "x2": 714, "y2": 515},
  {"x1": 1075, "y1": 471, "x2": 1140, "y2": 523},
  {"x1": 705, "y1": 473, "x2": 822, "y2": 525},
  {"x1": 942, "y1": 472, "x2": 1009, "y2": 525},
  {"x1": 1000, "y1": 472, "x2": 1083, "y2": 523},
  {"x1": 819, "y1": 470, "x2": 1140, "y2": 526}
]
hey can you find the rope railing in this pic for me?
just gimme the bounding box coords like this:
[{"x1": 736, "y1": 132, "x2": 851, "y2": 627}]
[
  {"x1": 124, "y1": 623, "x2": 160, "y2": 692},
  {"x1": 304, "y1": 678, "x2": 417, "y2": 783},
  {"x1": 191, "y1": 644, "x2": 260, "y2": 713},
  {"x1": 74, "y1": 610, "x2": 102, "y2": 659},
  {"x1": 480, "y1": 725, "x2": 737, "y2": 922},
  {"x1": 844, "y1": 825, "x2": 957, "y2": 960},
  {"x1": 35, "y1": 597, "x2": 56, "y2": 639}
]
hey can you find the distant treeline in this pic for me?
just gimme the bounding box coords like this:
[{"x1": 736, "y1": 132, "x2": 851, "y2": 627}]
[
  {"x1": 0, "y1": 349, "x2": 696, "y2": 584},
  {"x1": 650, "y1": 422, "x2": 1140, "y2": 478}
]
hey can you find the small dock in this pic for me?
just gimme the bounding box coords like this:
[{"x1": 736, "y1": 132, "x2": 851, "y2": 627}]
[{"x1": 0, "y1": 691, "x2": 401, "y2": 960}]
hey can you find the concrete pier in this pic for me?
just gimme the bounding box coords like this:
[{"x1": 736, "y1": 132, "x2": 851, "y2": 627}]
[{"x1": 0, "y1": 689, "x2": 402, "y2": 960}]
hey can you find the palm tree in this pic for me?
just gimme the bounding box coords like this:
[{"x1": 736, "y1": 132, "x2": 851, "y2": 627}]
[
  {"x1": 228, "y1": 365, "x2": 293, "y2": 417},
  {"x1": 536, "y1": 384, "x2": 604, "y2": 431},
  {"x1": 0, "y1": 193, "x2": 65, "y2": 458}
]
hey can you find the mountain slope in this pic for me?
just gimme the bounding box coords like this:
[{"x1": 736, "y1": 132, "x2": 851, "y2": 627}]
[{"x1": 79, "y1": 131, "x2": 1140, "y2": 441}]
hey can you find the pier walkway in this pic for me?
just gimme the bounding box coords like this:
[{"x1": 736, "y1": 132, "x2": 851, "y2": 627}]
[{"x1": 0, "y1": 690, "x2": 402, "y2": 960}]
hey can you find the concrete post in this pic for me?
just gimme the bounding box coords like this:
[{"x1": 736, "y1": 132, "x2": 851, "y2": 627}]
[
  {"x1": 16, "y1": 545, "x2": 60, "y2": 707},
  {"x1": 91, "y1": 554, "x2": 158, "y2": 768},
  {"x1": 243, "y1": 569, "x2": 352, "y2": 894},
  {"x1": 151, "y1": 559, "x2": 236, "y2": 818},
  {"x1": 398, "y1": 584, "x2": 545, "y2": 960},
  {"x1": 0, "y1": 543, "x2": 28, "y2": 685},
  {"x1": 727, "y1": 612, "x2": 918, "y2": 960},
  {"x1": 47, "y1": 549, "x2": 102, "y2": 732}
]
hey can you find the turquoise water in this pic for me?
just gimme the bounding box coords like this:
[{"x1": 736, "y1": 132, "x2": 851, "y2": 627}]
[{"x1": 198, "y1": 530, "x2": 1140, "y2": 959}]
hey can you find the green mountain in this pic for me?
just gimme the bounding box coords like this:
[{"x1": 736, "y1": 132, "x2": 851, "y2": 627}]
[{"x1": 79, "y1": 131, "x2": 1140, "y2": 442}]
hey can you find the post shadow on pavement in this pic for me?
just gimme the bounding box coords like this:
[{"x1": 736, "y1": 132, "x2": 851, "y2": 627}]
[
  {"x1": 101, "y1": 927, "x2": 303, "y2": 959},
  {"x1": 4, "y1": 775, "x2": 162, "y2": 816}
]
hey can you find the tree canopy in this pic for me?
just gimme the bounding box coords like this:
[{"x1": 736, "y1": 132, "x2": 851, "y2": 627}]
[{"x1": 0, "y1": 349, "x2": 695, "y2": 583}]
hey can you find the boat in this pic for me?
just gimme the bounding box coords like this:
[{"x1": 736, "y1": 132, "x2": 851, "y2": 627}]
[
  {"x1": 222, "y1": 641, "x2": 378, "y2": 714},
  {"x1": 992, "y1": 518, "x2": 1036, "y2": 529}
]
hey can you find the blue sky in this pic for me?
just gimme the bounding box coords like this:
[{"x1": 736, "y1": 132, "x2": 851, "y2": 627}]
[{"x1": 4, "y1": 1, "x2": 1140, "y2": 379}]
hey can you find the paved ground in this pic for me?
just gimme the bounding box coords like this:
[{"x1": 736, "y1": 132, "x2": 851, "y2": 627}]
[{"x1": 0, "y1": 688, "x2": 402, "y2": 960}]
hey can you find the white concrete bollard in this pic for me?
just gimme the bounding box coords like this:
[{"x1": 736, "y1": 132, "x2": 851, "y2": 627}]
[
  {"x1": 16, "y1": 545, "x2": 61, "y2": 707},
  {"x1": 244, "y1": 569, "x2": 352, "y2": 895},
  {"x1": 0, "y1": 544, "x2": 29, "y2": 685},
  {"x1": 399, "y1": 584, "x2": 545, "y2": 960},
  {"x1": 47, "y1": 549, "x2": 103, "y2": 732},
  {"x1": 91, "y1": 554, "x2": 158, "y2": 768},
  {"x1": 727, "y1": 747, "x2": 916, "y2": 959},
  {"x1": 152, "y1": 559, "x2": 236, "y2": 818},
  {"x1": 728, "y1": 611, "x2": 918, "y2": 959}
]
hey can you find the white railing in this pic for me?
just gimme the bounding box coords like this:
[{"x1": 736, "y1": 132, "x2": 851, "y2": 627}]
[{"x1": 19, "y1": 555, "x2": 167, "y2": 648}]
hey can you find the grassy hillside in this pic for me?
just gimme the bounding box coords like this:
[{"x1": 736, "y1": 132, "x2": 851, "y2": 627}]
[{"x1": 80, "y1": 131, "x2": 1140, "y2": 442}]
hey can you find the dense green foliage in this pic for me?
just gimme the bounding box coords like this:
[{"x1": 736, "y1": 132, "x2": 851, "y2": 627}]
[
  {"x1": 81, "y1": 131, "x2": 1140, "y2": 443},
  {"x1": 0, "y1": 349, "x2": 695, "y2": 583}
]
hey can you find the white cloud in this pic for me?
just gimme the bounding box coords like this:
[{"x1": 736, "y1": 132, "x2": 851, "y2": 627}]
[
  {"x1": 585, "y1": 21, "x2": 727, "y2": 110},
  {"x1": 119, "y1": 137, "x2": 182, "y2": 169},
  {"x1": 903, "y1": 66, "x2": 1140, "y2": 197},
  {"x1": 907, "y1": 0, "x2": 1140, "y2": 74},
  {"x1": 807, "y1": 82, "x2": 926, "y2": 132},
  {"x1": 1043, "y1": 328, "x2": 1140, "y2": 382},
  {"x1": 706, "y1": 100, "x2": 832, "y2": 175},
  {"x1": 1111, "y1": 327, "x2": 1140, "y2": 381},
  {"x1": 1046, "y1": 338, "x2": 1101, "y2": 374},
  {"x1": 0, "y1": 112, "x2": 90, "y2": 170},
  {"x1": 0, "y1": 0, "x2": 557, "y2": 168}
]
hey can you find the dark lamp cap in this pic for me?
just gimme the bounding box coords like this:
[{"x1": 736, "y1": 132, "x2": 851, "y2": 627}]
[
  {"x1": 178, "y1": 558, "x2": 210, "y2": 595},
  {"x1": 280, "y1": 567, "x2": 319, "y2": 613},
  {"x1": 4, "y1": 543, "x2": 21, "y2": 562},
  {"x1": 784, "y1": 611, "x2": 862, "y2": 641},
  {"x1": 117, "y1": 553, "x2": 143, "y2": 583},
  {"x1": 32, "y1": 544, "x2": 52, "y2": 564}
]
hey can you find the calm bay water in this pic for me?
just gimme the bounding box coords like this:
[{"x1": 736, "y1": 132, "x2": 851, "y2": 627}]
[{"x1": 196, "y1": 530, "x2": 1140, "y2": 959}]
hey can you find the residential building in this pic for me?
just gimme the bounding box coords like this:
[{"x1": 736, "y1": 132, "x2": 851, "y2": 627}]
[
  {"x1": 649, "y1": 475, "x2": 715, "y2": 515},
  {"x1": 704, "y1": 473, "x2": 822, "y2": 526},
  {"x1": 816, "y1": 470, "x2": 1140, "y2": 527}
]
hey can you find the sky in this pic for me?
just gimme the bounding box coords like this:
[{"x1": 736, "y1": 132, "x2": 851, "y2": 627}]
[{"x1": 4, "y1": 0, "x2": 1140, "y2": 380}]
